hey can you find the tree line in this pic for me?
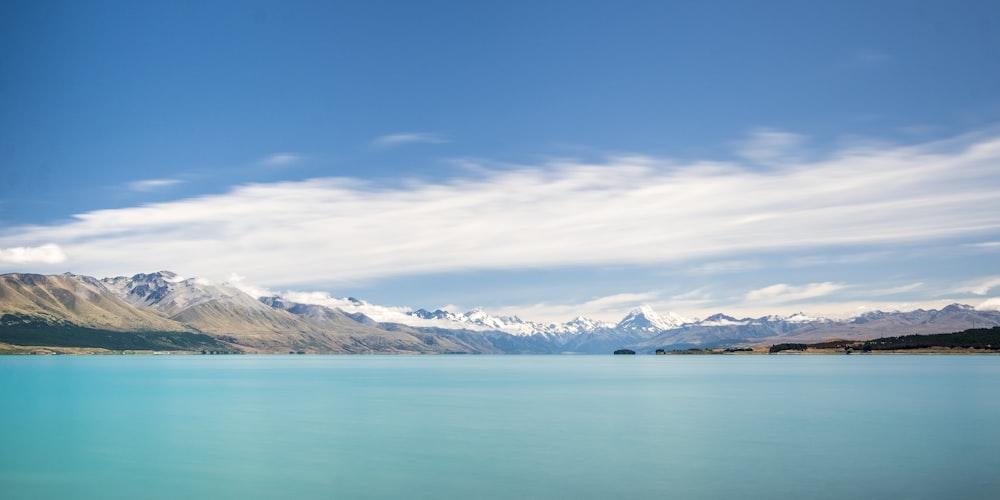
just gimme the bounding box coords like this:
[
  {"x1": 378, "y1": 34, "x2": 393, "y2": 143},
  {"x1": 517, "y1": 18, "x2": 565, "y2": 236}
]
[{"x1": 769, "y1": 326, "x2": 1000, "y2": 353}]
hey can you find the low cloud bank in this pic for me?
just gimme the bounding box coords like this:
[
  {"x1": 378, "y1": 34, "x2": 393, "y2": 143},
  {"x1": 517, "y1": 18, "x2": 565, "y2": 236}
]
[
  {"x1": 0, "y1": 244, "x2": 67, "y2": 265},
  {"x1": 2, "y1": 131, "x2": 999, "y2": 293}
]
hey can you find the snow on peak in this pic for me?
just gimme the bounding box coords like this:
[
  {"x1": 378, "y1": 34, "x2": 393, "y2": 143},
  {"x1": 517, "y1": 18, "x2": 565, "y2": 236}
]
[
  {"x1": 696, "y1": 313, "x2": 749, "y2": 326},
  {"x1": 617, "y1": 305, "x2": 685, "y2": 333},
  {"x1": 99, "y1": 271, "x2": 258, "y2": 315},
  {"x1": 552, "y1": 316, "x2": 615, "y2": 334},
  {"x1": 89, "y1": 272, "x2": 846, "y2": 338},
  {"x1": 782, "y1": 312, "x2": 820, "y2": 323},
  {"x1": 402, "y1": 307, "x2": 617, "y2": 336},
  {"x1": 942, "y1": 303, "x2": 974, "y2": 312}
]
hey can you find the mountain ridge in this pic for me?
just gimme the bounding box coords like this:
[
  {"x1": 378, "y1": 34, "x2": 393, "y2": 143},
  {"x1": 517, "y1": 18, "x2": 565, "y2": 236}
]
[{"x1": 2, "y1": 271, "x2": 999, "y2": 354}]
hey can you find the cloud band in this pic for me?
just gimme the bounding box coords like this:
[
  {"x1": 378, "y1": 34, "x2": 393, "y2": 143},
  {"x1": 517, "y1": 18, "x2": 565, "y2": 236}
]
[{"x1": 2, "y1": 132, "x2": 999, "y2": 287}]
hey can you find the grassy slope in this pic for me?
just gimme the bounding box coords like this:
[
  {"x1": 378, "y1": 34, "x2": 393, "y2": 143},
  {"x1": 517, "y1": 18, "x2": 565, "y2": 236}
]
[
  {"x1": 0, "y1": 274, "x2": 192, "y2": 332},
  {"x1": 0, "y1": 313, "x2": 228, "y2": 352}
]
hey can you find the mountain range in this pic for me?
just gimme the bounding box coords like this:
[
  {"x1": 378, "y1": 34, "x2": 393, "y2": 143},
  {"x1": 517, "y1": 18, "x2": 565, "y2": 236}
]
[{"x1": 2, "y1": 271, "x2": 999, "y2": 354}]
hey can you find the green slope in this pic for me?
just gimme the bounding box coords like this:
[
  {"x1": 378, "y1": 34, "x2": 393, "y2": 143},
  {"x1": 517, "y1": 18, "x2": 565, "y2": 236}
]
[{"x1": 0, "y1": 313, "x2": 229, "y2": 352}]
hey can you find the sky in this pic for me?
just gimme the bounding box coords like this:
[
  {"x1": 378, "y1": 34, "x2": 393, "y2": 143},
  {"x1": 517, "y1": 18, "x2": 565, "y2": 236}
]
[{"x1": 2, "y1": 0, "x2": 1000, "y2": 323}]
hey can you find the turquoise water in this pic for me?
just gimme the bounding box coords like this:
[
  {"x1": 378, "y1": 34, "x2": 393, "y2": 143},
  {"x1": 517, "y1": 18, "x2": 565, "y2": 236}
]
[{"x1": 2, "y1": 355, "x2": 998, "y2": 499}]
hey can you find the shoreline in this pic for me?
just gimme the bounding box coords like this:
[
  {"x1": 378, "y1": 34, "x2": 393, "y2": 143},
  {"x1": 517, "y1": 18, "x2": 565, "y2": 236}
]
[{"x1": 3, "y1": 343, "x2": 998, "y2": 356}]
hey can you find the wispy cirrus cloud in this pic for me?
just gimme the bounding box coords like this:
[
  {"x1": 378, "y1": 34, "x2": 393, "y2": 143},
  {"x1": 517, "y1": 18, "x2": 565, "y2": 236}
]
[
  {"x1": 259, "y1": 152, "x2": 302, "y2": 167},
  {"x1": 789, "y1": 251, "x2": 894, "y2": 268},
  {"x1": 735, "y1": 128, "x2": 805, "y2": 165},
  {"x1": 956, "y1": 276, "x2": 1000, "y2": 296},
  {"x1": 579, "y1": 292, "x2": 664, "y2": 312},
  {"x1": 128, "y1": 178, "x2": 183, "y2": 192},
  {"x1": 2, "y1": 129, "x2": 1000, "y2": 314},
  {"x1": 489, "y1": 291, "x2": 665, "y2": 324},
  {"x1": 686, "y1": 260, "x2": 762, "y2": 275},
  {"x1": 870, "y1": 282, "x2": 924, "y2": 296},
  {"x1": 370, "y1": 132, "x2": 450, "y2": 149},
  {"x1": 745, "y1": 282, "x2": 846, "y2": 304},
  {"x1": 966, "y1": 241, "x2": 1000, "y2": 249}
]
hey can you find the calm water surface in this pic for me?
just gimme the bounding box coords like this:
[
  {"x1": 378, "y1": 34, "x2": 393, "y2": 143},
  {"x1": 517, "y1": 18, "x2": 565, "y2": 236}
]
[{"x1": 1, "y1": 355, "x2": 998, "y2": 499}]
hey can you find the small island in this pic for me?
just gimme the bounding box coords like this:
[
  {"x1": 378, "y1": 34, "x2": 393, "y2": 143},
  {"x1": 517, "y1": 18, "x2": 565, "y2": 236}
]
[{"x1": 613, "y1": 349, "x2": 636, "y2": 355}]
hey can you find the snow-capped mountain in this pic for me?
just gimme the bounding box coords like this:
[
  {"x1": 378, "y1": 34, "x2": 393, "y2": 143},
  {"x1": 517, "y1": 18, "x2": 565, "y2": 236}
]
[
  {"x1": 616, "y1": 305, "x2": 687, "y2": 335},
  {"x1": 406, "y1": 307, "x2": 615, "y2": 338},
  {"x1": 91, "y1": 272, "x2": 494, "y2": 353},
  {"x1": 637, "y1": 311, "x2": 828, "y2": 349},
  {"x1": 557, "y1": 316, "x2": 616, "y2": 335},
  {"x1": 264, "y1": 291, "x2": 831, "y2": 347},
  {"x1": 694, "y1": 313, "x2": 748, "y2": 327},
  {"x1": 0, "y1": 272, "x2": 192, "y2": 333},
  {"x1": 408, "y1": 307, "x2": 524, "y2": 331},
  {"x1": 88, "y1": 272, "x2": 1000, "y2": 351},
  {"x1": 4, "y1": 270, "x2": 1000, "y2": 354},
  {"x1": 101, "y1": 271, "x2": 261, "y2": 316},
  {"x1": 99, "y1": 271, "x2": 331, "y2": 336}
]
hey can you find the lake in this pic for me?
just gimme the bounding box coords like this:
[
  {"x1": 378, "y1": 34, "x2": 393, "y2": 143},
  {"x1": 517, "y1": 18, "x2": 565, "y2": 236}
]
[{"x1": 1, "y1": 355, "x2": 998, "y2": 499}]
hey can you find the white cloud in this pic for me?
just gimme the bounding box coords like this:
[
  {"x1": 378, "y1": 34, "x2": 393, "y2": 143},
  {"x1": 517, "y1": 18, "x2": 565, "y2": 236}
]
[
  {"x1": 789, "y1": 251, "x2": 893, "y2": 267},
  {"x1": 977, "y1": 297, "x2": 1000, "y2": 312},
  {"x1": 579, "y1": 291, "x2": 663, "y2": 310},
  {"x1": 128, "y1": 178, "x2": 183, "y2": 192},
  {"x1": 227, "y1": 273, "x2": 272, "y2": 298},
  {"x1": 484, "y1": 292, "x2": 665, "y2": 324},
  {"x1": 259, "y1": 152, "x2": 302, "y2": 167},
  {"x1": 2, "y1": 130, "x2": 1000, "y2": 299},
  {"x1": 370, "y1": 132, "x2": 449, "y2": 149},
  {"x1": 870, "y1": 282, "x2": 924, "y2": 296},
  {"x1": 0, "y1": 244, "x2": 68, "y2": 264},
  {"x1": 735, "y1": 128, "x2": 805, "y2": 165},
  {"x1": 686, "y1": 260, "x2": 761, "y2": 275},
  {"x1": 957, "y1": 276, "x2": 1000, "y2": 296},
  {"x1": 967, "y1": 241, "x2": 1000, "y2": 249},
  {"x1": 278, "y1": 290, "x2": 435, "y2": 325},
  {"x1": 660, "y1": 298, "x2": 983, "y2": 323},
  {"x1": 745, "y1": 282, "x2": 845, "y2": 304}
]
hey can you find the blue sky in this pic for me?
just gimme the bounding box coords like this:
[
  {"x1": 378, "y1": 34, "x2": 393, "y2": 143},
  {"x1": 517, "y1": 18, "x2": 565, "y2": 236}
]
[{"x1": 2, "y1": 0, "x2": 1000, "y2": 322}]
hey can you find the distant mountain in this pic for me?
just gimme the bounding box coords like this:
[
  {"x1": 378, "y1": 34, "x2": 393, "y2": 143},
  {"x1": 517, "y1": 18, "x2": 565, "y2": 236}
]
[
  {"x1": 636, "y1": 313, "x2": 831, "y2": 351},
  {"x1": 616, "y1": 305, "x2": 686, "y2": 335},
  {"x1": 763, "y1": 303, "x2": 1000, "y2": 345},
  {"x1": 407, "y1": 307, "x2": 614, "y2": 339},
  {"x1": 400, "y1": 303, "x2": 1000, "y2": 353},
  {"x1": 409, "y1": 307, "x2": 535, "y2": 333},
  {"x1": 3, "y1": 271, "x2": 1000, "y2": 354}
]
